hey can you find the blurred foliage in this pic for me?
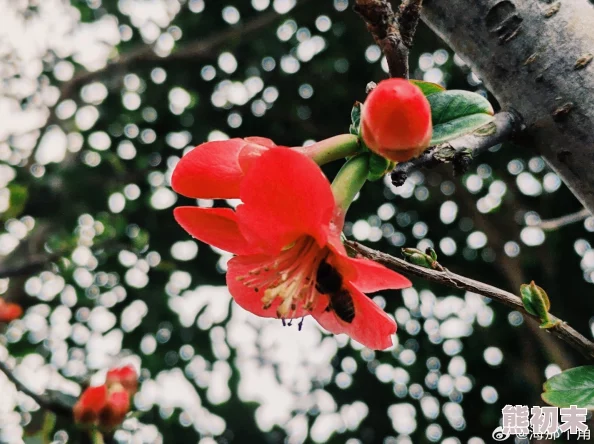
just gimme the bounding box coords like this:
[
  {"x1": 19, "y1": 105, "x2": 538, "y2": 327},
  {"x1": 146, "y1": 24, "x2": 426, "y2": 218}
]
[{"x1": 0, "y1": 1, "x2": 593, "y2": 443}]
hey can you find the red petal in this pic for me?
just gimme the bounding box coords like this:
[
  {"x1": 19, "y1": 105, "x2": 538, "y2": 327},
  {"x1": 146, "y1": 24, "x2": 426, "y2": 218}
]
[
  {"x1": 342, "y1": 257, "x2": 411, "y2": 293},
  {"x1": 313, "y1": 284, "x2": 397, "y2": 350},
  {"x1": 227, "y1": 255, "x2": 309, "y2": 318},
  {"x1": 171, "y1": 139, "x2": 246, "y2": 199},
  {"x1": 174, "y1": 207, "x2": 254, "y2": 255},
  {"x1": 80, "y1": 385, "x2": 108, "y2": 412},
  {"x1": 106, "y1": 365, "x2": 138, "y2": 396},
  {"x1": 237, "y1": 148, "x2": 335, "y2": 253}
]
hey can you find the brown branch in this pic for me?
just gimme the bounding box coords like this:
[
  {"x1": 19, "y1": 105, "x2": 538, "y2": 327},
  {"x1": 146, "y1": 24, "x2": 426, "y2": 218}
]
[
  {"x1": 398, "y1": 0, "x2": 424, "y2": 48},
  {"x1": 354, "y1": 0, "x2": 409, "y2": 78},
  {"x1": 347, "y1": 241, "x2": 594, "y2": 361},
  {"x1": 0, "y1": 360, "x2": 73, "y2": 418},
  {"x1": 528, "y1": 209, "x2": 590, "y2": 231},
  {"x1": 391, "y1": 110, "x2": 524, "y2": 186},
  {"x1": 0, "y1": 254, "x2": 60, "y2": 279}
]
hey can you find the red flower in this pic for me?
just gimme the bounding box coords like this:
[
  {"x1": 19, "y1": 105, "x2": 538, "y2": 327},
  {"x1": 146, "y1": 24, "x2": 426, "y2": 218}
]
[
  {"x1": 172, "y1": 137, "x2": 278, "y2": 199},
  {"x1": 0, "y1": 299, "x2": 23, "y2": 323},
  {"x1": 174, "y1": 148, "x2": 411, "y2": 350},
  {"x1": 106, "y1": 365, "x2": 138, "y2": 396},
  {"x1": 361, "y1": 78, "x2": 432, "y2": 162},
  {"x1": 100, "y1": 389, "x2": 130, "y2": 430},
  {"x1": 73, "y1": 385, "x2": 108, "y2": 425}
]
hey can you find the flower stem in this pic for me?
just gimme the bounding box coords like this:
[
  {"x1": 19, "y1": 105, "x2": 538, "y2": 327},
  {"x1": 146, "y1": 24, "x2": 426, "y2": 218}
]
[
  {"x1": 298, "y1": 134, "x2": 360, "y2": 165},
  {"x1": 90, "y1": 430, "x2": 105, "y2": 444},
  {"x1": 331, "y1": 154, "x2": 370, "y2": 214}
]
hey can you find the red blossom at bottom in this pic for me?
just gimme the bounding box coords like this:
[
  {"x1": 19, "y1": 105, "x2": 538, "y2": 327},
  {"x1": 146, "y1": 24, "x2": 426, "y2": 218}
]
[
  {"x1": 100, "y1": 390, "x2": 131, "y2": 429},
  {"x1": 106, "y1": 365, "x2": 138, "y2": 396},
  {"x1": 74, "y1": 366, "x2": 136, "y2": 430},
  {"x1": 73, "y1": 385, "x2": 108, "y2": 425},
  {"x1": 0, "y1": 299, "x2": 23, "y2": 323}
]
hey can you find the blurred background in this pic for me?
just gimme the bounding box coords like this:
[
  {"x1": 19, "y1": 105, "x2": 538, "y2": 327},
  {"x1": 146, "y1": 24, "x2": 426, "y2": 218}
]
[{"x1": 0, "y1": 0, "x2": 592, "y2": 443}]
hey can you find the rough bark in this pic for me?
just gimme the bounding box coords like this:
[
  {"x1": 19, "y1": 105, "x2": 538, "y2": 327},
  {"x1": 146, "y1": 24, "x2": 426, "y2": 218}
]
[{"x1": 421, "y1": 0, "x2": 594, "y2": 212}]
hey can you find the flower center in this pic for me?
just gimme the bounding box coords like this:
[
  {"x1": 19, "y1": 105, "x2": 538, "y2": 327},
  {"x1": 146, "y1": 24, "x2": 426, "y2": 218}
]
[{"x1": 237, "y1": 236, "x2": 327, "y2": 319}]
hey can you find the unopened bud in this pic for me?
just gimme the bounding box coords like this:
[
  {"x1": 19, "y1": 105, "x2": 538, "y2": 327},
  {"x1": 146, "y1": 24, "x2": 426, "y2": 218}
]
[
  {"x1": 100, "y1": 389, "x2": 130, "y2": 430},
  {"x1": 402, "y1": 248, "x2": 434, "y2": 268},
  {"x1": 106, "y1": 365, "x2": 138, "y2": 397},
  {"x1": 361, "y1": 79, "x2": 432, "y2": 162},
  {"x1": 520, "y1": 281, "x2": 560, "y2": 329},
  {"x1": 73, "y1": 385, "x2": 108, "y2": 426}
]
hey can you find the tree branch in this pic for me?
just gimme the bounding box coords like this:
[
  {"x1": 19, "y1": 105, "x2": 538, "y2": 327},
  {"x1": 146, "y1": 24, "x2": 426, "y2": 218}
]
[
  {"x1": 0, "y1": 254, "x2": 60, "y2": 279},
  {"x1": 354, "y1": 0, "x2": 408, "y2": 78},
  {"x1": 420, "y1": 0, "x2": 594, "y2": 214},
  {"x1": 528, "y1": 209, "x2": 590, "y2": 231},
  {"x1": 0, "y1": 360, "x2": 73, "y2": 418},
  {"x1": 346, "y1": 241, "x2": 594, "y2": 361},
  {"x1": 391, "y1": 110, "x2": 523, "y2": 186},
  {"x1": 397, "y1": 0, "x2": 424, "y2": 48}
]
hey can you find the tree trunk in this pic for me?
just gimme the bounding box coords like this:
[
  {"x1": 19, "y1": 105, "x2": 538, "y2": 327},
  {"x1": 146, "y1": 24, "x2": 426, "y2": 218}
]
[{"x1": 421, "y1": 0, "x2": 594, "y2": 212}]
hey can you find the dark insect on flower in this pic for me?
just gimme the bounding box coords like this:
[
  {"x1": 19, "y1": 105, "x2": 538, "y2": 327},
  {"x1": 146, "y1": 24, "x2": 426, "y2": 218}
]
[
  {"x1": 316, "y1": 260, "x2": 343, "y2": 294},
  {"x1": 316, "y1": 260, "x2": 355, "y2": 323}
]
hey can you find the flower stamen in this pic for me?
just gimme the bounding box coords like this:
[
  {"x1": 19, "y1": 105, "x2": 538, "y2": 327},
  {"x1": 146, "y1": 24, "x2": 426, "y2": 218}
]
[{"x1": 236, "y1": 236, "x2": 328, "y2": 319}]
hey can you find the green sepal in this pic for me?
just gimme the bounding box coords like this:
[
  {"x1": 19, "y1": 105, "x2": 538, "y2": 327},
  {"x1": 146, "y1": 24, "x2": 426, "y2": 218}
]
[
  {"x1": 367, "y1": 152, "x2": 395, "y2": 181},
  {"x1": 349, "y1": 102, "x2": 362, "y2": 136}
]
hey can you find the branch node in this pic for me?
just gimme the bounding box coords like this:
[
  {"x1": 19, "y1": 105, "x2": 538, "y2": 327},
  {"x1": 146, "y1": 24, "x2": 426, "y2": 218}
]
[{"x1": 354, "y1": 0, "x2": 411, "y2": 78}]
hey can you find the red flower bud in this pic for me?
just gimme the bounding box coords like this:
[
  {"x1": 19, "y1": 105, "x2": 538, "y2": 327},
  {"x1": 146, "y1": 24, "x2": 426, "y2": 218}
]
[
  {"x1": 361, "y1": 78, "x2": 432, "y2": 162},
  {"x1": 106, "y1": 365, "x2": 138, "y2": 396},
  {"x1": 0, "y1": 299, "x2": 23, "y2": 323},
  {"x1": 100, "y1": 389, "x2": 130, "y2": 430},
  {"x1": 73, "y1": 385, "x2": 108, "y2": 425}
]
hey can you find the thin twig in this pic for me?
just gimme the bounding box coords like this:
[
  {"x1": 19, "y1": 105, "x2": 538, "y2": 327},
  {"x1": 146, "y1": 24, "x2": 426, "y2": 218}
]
[
  {"x1": 347, "y1": 241, "x2": 594, "y2": 361},
  {"x1": 391, "y1": 110, "x2": 524, "y2": 186},
  {"x1": 0, "y1": 254, "x2": 60, "y2": 279},
  {"x1": 0, "y1": 360, "x2": 73, "y2": 418},
  {"x1": 398, "y1": 0, "x2": 424, "y2": 48},
  {"x1": 354, "y1": 0, "x2": 409, "y2": 78},
  {"x1": 528, "y1": 209, "x2": 590, "y2": 231}
]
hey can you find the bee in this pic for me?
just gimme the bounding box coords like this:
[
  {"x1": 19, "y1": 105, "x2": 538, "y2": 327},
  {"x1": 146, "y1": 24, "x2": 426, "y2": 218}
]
[{"x1": 316, "y1": 260, "x2": 355, "y2": 323}]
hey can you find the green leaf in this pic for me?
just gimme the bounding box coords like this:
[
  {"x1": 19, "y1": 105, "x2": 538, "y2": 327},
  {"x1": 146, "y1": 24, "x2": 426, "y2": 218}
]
[
  {"x1": 410, "y1": 80, "x2": 445, "y2": 96},
  {"x1": 24, "y1": 412, "x2": 56, "y2": 444},
  {"x1": 542, "y1": 366, "x2": 594, "y2": 409},
  {"x1": 2, "y1": 184, "x2": 28, "y2": 220},
  {"x1": 428, "y1": 90, "x2": 495, "y2": 145}
]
